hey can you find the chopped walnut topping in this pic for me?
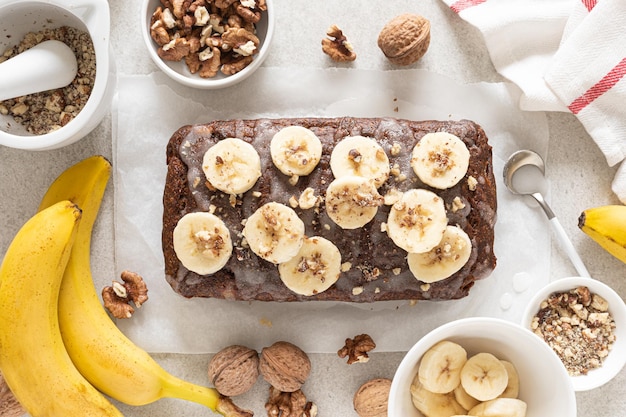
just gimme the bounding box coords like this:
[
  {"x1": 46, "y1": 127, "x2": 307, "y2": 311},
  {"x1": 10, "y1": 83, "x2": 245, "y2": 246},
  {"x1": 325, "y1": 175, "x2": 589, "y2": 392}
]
[
  {"x1": 352, "y1": 286, "x2": 364, "y2": 295},
  {"x1": 390, "y1": 142, "x2": 402, "y2": 156},
  {"x1": 531, "y1": 286, "x2": 616, "y2": 376},
  {"x1": 451, "y1": 196, "x2": 466, "y2": 212},
  {"x1": 341, "y1": 262, "x2": 352, "y2": 272},
  {"x1": 338, "y1": 334, "x2": 377, "y2": 364},
  {"x1": 467, "y1": 175, "x2": 478, "y2": 191}
]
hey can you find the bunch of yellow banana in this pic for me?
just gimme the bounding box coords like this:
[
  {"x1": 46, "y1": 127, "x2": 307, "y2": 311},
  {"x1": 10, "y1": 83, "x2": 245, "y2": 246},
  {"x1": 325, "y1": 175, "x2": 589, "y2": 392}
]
[
  {"x1": 0, "y1": 156, "x2": 251, "y2": 417},
  {"x1": 578, "y1": 205, "x2": 626, "y2": 264}
]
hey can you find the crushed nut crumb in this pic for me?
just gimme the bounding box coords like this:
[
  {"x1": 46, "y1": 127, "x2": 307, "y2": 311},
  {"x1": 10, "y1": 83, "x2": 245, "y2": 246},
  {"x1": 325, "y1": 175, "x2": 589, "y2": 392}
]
[
  {"x1": 0, "y1": 27, "x2": 95, "y2": 135},
  {"x1": 531, "y1": 286, "x2": 616, "y2": 376}
]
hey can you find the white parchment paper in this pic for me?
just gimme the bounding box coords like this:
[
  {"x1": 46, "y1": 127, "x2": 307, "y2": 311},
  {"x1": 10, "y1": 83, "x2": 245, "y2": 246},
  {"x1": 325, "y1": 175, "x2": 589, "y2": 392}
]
[{"x1": 113, "y1": 67, "x2": 550, "y2": 354}]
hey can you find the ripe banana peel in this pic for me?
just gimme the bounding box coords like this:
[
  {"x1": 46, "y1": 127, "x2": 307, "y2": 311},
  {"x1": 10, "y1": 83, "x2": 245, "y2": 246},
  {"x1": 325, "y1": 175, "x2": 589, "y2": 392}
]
[
  {"x1": 0, "y1": 201, "x2": 123, "y2": 417},
  {"x1": 578, "y1": 205, "x2": 626, "y2": 264},
  {"x1": 39, "y1": 156, "x2": 251, "y2": 417}
]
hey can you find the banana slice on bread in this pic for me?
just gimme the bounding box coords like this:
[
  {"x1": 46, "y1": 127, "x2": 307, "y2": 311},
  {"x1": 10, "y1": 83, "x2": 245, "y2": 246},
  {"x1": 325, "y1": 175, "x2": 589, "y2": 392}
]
[
  {"x1": 325, "y1": 176, "x2": 383, "y2": 229},
  {"x1": 173, "y1": 212, "x2": 233, "y2": 275},
  {"x1": 411, "y1": 132, "x2": 470, "y2": 189},
  {"x1": 270, "y1": 126, "x2": 323, "y2": 177},
  {"x1": 242, "y1": 202, "x2": 305, "y2": 264},
  {"x1": 386, "y1": 189, "x2": 447, "y2": 253},
  {"x1": 407, "y1": 225, "x2": 472, "y2": 283},
  {"x1": 330, "y1": 135, "x2": 390, "y2": 188},
  {"x1": 278, "y1": 236, "x2": 342, "y2": 296},
  {"x1": 202, "y1": 137, "x2": 262, "y2": 195}
]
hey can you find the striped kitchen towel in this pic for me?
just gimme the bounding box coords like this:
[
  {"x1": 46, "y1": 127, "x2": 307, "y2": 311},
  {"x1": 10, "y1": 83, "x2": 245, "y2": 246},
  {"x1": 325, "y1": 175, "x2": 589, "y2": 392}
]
[{"x1": 443, "y1": 0, "x2": 626, "y2": 203}]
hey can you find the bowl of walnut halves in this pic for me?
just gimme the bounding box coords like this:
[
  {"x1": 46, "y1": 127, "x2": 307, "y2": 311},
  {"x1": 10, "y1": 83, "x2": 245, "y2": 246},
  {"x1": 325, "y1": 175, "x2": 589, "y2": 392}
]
[
  {"x1": 521, "y1": 276, "x2": 626, "y2": 392},
  {"x1": 142, "y1": 0, "x2": 274, "y2": 89}
]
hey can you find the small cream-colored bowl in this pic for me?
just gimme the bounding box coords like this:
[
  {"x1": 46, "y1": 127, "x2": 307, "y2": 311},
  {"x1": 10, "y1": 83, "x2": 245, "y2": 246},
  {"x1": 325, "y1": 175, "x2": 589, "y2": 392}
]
[
  {"x1": 141, "y1": 0, "x2": 274, "y2": 89},
  {"x1": 0, "y1": 0, "x2": 115, "y2": 151},
  {"x1": 388, "y1": 317, "x2": 576, "y2": 417},
  {"x1": 521, "y1": 276, "x2": 626, "y2": 391}
]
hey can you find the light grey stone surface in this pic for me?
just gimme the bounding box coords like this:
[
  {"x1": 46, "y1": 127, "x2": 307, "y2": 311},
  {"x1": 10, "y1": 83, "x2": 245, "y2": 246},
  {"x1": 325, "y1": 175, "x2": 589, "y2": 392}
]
[{"x1": 1, "y1": 0, "x2": 624, "y2": 416}]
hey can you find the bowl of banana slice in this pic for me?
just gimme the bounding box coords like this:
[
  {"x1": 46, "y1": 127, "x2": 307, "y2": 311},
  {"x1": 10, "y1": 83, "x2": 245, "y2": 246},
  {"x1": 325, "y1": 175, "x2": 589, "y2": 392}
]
[{"x1": 388, "y1": 317, "x2": 576, "y2": 417}]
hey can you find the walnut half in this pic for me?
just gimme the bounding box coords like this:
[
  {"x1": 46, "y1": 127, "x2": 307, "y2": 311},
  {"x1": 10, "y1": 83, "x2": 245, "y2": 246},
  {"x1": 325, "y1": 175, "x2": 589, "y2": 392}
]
[
  {"x1": 321, "y1": 25, "x2": 356, "y2": 62},
  {"x1": 102, "y1": 270, "x2": 149, "y2": 319},
  {"x1": 338, "y1": 334, "x2": 376, "y2": 364}
]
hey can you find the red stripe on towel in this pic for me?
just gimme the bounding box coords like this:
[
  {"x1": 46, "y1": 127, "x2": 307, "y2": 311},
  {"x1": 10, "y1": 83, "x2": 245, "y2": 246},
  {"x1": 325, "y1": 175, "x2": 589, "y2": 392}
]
[
  {"x1": 450, "y1": 0, "x2": 487, "y2": 13},
  {"x1": 582, "y1": 0, "x2": 597, "y2": 12},
  {"x1": 569, "y1": 57, "x2": 626, "y2": 114}
]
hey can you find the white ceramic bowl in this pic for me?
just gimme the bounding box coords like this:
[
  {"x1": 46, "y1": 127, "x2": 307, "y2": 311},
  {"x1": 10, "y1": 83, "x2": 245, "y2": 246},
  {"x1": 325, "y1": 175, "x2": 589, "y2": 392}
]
[
  {"x1": 141, "y1": 0, "x2": 274, "y2": 89},
  {"x1": 0, "y1": 0, "x2": 115, "y2": 151},
  {"x1": 521, "y1": 276, "x2": 626, "y2": 391},
  {"x1": 388, "y1": 317, "x2": 576, "y2": 417}
]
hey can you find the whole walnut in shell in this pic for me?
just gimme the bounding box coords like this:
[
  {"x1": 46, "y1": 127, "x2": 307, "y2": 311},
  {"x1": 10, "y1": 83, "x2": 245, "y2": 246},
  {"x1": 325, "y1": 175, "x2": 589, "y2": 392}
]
[
  {"x1": 259, "y1": 341, "x2": 311, "y2": 392},
  {"x1": 353, "y1": 378, "x2": 392, "y2": 417},
  {"x1": 208, "y1": 345, "x2": 259, "y2": 396},
  {"x1": 377, "y1": 14, "x2": 430, "y2": 66}
]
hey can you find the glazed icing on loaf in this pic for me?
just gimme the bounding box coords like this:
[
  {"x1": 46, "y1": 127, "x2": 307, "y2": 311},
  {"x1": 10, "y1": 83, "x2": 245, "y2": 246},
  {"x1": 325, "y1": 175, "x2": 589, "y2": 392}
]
[{"x1": 162, "y1": 117, "x2": 497, "y2": 302}]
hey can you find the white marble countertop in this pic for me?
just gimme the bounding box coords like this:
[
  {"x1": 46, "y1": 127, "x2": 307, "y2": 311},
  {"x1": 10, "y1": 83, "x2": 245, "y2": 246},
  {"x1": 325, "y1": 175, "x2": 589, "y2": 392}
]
[{"x1": 1, "y1": 0, "x2": 625, "y2": 416}]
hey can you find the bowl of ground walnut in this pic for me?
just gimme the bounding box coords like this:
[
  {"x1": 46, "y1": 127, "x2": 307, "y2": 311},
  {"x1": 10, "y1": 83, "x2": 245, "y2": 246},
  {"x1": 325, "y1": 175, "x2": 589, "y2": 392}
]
[
  {"x1": 388, "y1": 317, "x2": 576, "y2": 417},
  {"x1": 142, "y1": 0, "x2": 274, "y2": 89},
  {"x1": 522, "y1": 276, "x2": 626, "y2": 391},
  {"x1": 0, "y1": 0, "x2": 115, "y2": 151}
]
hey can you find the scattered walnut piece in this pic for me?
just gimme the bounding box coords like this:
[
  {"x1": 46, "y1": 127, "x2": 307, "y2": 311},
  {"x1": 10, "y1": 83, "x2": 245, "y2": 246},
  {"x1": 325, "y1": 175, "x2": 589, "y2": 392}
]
[
  {"x1": 377, "y1": 14, "x2": 430, "y2": 66},
  {"x1": 259, "y1": 341, "x2": 311, "y2": 392},
  {"x1": 265, "y1": 386, "x2": 317, "y2": 417},
  {"x1": 353, "y1": 378, "x2": 392, "y2": 417},
  {"x1": 321, "y1": 25, "x2": 356, "y2": 62},
  {"x1": 338, "y1": 334, "x2": 376, "y2": 364},
  {"x1": 0, "y1": 372, "x2": 25, "y2": 417},
  {"x1": 208, "y1": 345, "x2": 260, "y2": 396},
  {"x1": 531, "y1": 286, "x2": 616, "y2": 376},
  {"x1": 102, "y1": 270, "x2": 149, "y2": 319}
]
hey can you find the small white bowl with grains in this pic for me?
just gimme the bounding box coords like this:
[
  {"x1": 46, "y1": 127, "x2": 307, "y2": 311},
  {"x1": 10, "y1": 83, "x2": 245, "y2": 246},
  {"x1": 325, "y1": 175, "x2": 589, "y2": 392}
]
[
  {"x1": 142, "y1": 0, "x2": 274, "y2": 89},
  {"x1": 388, "y1": 317, "x2": 576, "y2": 417},
  {"x1": 0, "y1": 0, "x2": 116, "y2": 151},
  {"x1": 521, "y1": 276, "x2": 626, "y2": 391}
]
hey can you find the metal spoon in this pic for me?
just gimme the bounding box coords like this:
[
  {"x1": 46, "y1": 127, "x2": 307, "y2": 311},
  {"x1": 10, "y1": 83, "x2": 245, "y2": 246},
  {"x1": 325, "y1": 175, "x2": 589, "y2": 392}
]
[{"x1": 503, "y1": 149, "x2": 590, "y2": 278}]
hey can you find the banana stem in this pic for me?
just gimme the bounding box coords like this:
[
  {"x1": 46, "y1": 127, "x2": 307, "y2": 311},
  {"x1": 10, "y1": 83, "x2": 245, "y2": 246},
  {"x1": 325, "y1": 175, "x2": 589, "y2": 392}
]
[
  {"x1": 160, "y1": 376, "x2": 252, "y2": 416},
  {"x1": 161, "y1": 375, "x2": 221, "y2": 410}
]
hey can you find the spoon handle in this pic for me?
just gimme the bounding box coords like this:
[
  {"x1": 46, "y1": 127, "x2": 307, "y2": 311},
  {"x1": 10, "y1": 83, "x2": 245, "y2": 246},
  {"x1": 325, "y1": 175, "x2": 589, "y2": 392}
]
[{"x1": 549, "y1": 217, "x2": 591, "y2": 278}]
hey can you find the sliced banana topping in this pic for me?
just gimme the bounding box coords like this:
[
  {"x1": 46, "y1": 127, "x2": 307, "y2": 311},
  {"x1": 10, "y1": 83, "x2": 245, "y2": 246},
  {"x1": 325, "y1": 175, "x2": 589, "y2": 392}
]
[
  {"x1": 242, "y1": 202, "x2": 305, "y2": 264},
  {"x1": 418, "y1": 340, "x2": 468, "y2": 394},
  {"x1": 173, "y1": 212, "x2": 233, "y2": 275},
  {"x1": 270, "y1": 126, "x2": 323, "y2": 177},
  {"x1": 278, "y1": 236, "x2": 342, "y2": 296},
  {"x1": 202, "y1": 137, "x2": 262, "y2": 195},
  {"x1": 468, "y1": 398, "x2": 527, "y2": 417},
  {"x1": 407, "y1": 225, "x2": 472, "y2": 283},
  {"x1": 330, "y1": 135, "x2": 390, "y2": 188},
  {"x1": 499, "y1": 361, "x2": 520, "y2": 399},
  {"x1": 410, "y1": 377, "x2": 467, "y2": 417},
  {"x1": 411, "y1": 132, "x2": 470, "y2": 189},
  {"x1": 460, "y1": 352, "x2": 508, "y2": 402},
  {"x1": 325, "y1": 176, "x2": 384, "y2": 230},
  {"x1": 386, "y1": 188, "x2": 447, "y2": 253}
]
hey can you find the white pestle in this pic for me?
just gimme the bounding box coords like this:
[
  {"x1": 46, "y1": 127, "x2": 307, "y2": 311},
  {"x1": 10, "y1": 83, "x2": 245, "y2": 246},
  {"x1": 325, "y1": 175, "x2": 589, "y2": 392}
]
[{"x1": 0, "y1": 40, "x2": 78, "y2": 101}]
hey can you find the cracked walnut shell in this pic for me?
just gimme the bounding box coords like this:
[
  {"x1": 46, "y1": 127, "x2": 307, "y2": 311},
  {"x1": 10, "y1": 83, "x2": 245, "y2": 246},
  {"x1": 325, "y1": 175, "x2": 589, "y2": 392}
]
[
  {"x1": 208, "y1": 345, "x2": 260, "y2": 396},
  {"x1": 259, "y1": 341, "x2": 311, "y2": 392},
  {"x1": 377, "y1": 14, "x2": 430, "y2": 66}
]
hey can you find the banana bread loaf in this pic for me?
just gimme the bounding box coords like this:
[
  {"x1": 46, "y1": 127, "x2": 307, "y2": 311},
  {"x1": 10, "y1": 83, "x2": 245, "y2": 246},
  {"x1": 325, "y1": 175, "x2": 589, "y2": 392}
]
[{"x1": 162, "y1": 117, "x2": 497, "y2": 302}]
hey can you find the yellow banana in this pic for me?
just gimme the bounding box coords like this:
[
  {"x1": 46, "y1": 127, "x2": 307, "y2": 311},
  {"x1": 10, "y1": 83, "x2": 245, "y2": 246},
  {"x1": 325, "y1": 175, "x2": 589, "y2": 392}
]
[
  {"x1": 578, "y1": 204, "x2": 626, "y2": 264},
  {"x1": 0, "y1": 201, "x2": 123, "y2": 417},
  {"x1": 39, "y1": 156, "x2": 250, "y2": 416}
]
